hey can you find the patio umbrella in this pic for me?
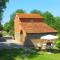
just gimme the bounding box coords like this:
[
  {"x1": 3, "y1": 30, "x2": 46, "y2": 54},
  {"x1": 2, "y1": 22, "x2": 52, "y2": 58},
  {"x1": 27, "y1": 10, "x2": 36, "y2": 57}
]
[{"x1": 40, "y1": 35, "x2": 58, "y2": 40}]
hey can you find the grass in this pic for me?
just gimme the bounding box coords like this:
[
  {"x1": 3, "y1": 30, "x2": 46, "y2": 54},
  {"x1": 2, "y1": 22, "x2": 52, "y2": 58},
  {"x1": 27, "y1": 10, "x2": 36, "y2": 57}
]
[
  {"x1": 0, "y1": 48, "x2": 60, "y2": 60},
  {"x1": 32, "y1": 54, "x2": 60, "y2": 60}
]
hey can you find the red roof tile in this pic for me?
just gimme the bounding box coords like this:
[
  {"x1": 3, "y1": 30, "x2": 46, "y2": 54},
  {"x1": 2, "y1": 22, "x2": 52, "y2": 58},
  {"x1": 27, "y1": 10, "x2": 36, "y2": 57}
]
[
  {"x1": 16, "y1": 13, "x2": 43, "y2": 18},
  {"x1": 21, "y1": 22, "x2": 57, "y2": 33}
]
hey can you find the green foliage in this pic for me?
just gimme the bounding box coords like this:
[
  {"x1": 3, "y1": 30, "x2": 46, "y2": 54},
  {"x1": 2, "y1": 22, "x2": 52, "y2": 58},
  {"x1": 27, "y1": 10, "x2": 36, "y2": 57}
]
[
  {"x1": 53, "y1": 17, "x2": 60, "y2": 31},
  {"x1": 8, "y1": 12, "x2": 15, "y2": 35},
  {"x1": 0, "y1": 0, "x2": 9, "y2": 20},
  {"x1": 30, "y1": 9, "x2": 43, "y2": 15},
  {"x1": 16, "y1": 9, "x2": 26, "y2": 13},
  {"x1": 0, "y1": 48, "x2": 60, "y2": 60},
  {"x1": 3, "y1": 22, "x2": 9, "y2": 32},
  {"x1": 43, "y1": 11, "x2": 55, "y2": 26},
  {"x1": 0, "y1": 24, "x2": 3, "y2": 30},
  {"x1": 56, "y1": 41, "x2": 60, "y2": 49},
  {"x1": 0, "y1": 32, "x2": 2, "y2": 37},
  {"x1": 0, "y1": 0, "x2": 9, "y2": 37},
  {"x1": 2, "y1": 31, "x2": 8, "y2": 36}
]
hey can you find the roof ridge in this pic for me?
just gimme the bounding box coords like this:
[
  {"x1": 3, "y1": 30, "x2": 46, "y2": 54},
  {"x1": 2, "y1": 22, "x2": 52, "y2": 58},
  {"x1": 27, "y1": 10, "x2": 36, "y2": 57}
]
[{"x1": 16, "y1": 13, "x2": 43, "y2": 18}]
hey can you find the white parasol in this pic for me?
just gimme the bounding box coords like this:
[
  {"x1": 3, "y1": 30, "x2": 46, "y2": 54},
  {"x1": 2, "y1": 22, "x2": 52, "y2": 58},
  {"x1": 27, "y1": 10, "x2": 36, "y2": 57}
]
[{"x1": 40, "y1": 35, "x2": 58, "y2": 40}]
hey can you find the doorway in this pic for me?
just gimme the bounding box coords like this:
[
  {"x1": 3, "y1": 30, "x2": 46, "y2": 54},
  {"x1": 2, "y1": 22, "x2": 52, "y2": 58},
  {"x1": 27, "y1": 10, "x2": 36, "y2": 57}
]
[
  {"x1": 20, "y1": 30, "x2": 23, "y2": 42},
  {"x1": 46, "y1": 42, "x2": 52, "y2": 49}
]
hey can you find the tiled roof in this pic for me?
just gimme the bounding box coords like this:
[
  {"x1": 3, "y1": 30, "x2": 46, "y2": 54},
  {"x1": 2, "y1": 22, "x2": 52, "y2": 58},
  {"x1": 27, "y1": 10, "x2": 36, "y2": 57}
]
[
  {"x1": 16, "y1": 13, "x2": 43, "y2": 18},
  {"x1": 21, "y1": 22, "x2": 57, "y2": 33}
]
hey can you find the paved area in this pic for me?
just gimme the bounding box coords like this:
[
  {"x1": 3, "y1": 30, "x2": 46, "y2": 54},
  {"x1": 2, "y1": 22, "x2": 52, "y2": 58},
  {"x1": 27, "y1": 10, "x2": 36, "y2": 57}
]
[{"x1": 0, "y1": 37, "x2": 22, "y2": 49}]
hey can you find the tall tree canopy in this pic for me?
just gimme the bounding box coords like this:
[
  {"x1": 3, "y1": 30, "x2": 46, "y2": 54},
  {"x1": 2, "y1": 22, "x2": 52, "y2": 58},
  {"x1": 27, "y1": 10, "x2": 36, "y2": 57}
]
[
  {"x1": 0, "y1": 0, "x2": 9, "y2": 30},
  {"x1": 53, "y1": 17, "x2": 60, "y2": 31},
  {"x1": 16, "y1": 9, "x2": 26, "y2": 14},
  {"x1": 43, "y1": 11, "x2": 55, "y2": 26},
  {"x1": 0, "y1": 0, "x2": 9, "y2": 20},
  {"x1": 30, "y1": 9, "x2": 42, "y2": 15},
  {"x1": 3, "y1": 22, "x2": 9, "y2": 32}
]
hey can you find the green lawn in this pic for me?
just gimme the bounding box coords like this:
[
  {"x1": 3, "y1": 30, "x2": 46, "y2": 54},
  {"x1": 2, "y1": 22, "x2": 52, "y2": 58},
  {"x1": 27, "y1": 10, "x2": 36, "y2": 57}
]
[
  {"x1": 31, "y1": 53, "x2": 60, "y2": 60},
  {"x1": 0, "y1": 48, "x2": 60, "y2": 60}
]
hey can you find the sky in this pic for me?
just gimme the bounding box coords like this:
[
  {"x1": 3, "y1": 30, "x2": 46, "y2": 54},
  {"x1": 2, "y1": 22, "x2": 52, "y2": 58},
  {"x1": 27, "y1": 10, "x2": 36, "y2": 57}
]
[{"x1": 2, "y1": 0, "x2": 60, "y2": 24}]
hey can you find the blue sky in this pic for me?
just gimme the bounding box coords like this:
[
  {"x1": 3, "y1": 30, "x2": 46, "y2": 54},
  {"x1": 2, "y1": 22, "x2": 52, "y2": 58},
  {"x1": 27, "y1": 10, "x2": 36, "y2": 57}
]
[{"x1": 2, "y1": 0, "x2": 60, "y2": 24}]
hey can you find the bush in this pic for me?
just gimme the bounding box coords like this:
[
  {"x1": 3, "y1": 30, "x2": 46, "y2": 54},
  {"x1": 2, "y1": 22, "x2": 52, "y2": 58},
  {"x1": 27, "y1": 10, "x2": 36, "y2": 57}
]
[
  {"x1": 56, "y1": 41, "x2": 60, "y2": 49},
  {"x1": 0, "y1": 32, "x2": 2, "y2": 37}
]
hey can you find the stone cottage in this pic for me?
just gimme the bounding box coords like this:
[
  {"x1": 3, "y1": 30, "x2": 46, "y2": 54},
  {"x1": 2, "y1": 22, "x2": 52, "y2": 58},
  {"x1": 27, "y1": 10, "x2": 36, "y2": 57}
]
[{"x1": 14, "y1": 13, "x2": 57, "y2": 49}]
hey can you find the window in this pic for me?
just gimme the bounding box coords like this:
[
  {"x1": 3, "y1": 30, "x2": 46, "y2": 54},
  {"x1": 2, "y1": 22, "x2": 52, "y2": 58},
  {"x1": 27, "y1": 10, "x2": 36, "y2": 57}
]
[
  {"x1": 29, "y1": 19, "x2": 34, "y2": 22},
  {"x1": 20, "y1": 30, "x2": 23, "y2": 35}
]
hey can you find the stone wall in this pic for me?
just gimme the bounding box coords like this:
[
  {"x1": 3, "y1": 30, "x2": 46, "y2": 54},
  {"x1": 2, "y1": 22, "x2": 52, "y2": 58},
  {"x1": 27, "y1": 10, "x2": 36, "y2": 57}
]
[{"x1": 15, "y1": 32, "x2": 20, "y2": 41}]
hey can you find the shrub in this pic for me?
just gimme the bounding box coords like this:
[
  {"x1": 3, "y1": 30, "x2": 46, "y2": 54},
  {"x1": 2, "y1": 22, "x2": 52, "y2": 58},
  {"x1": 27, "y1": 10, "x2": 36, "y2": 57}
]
[
  {"x1": 0, "y1": 32, "x2": 2, "y2": 37},
  {"x1": 56, "y1": 41, "x2": 60, "y2": 49}
]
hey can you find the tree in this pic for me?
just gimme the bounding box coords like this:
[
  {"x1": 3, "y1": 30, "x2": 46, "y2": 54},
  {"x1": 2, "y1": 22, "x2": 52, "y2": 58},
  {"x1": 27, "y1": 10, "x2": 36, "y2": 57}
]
[
  {"x1": 56, "y1": 41, "x2": 60, "y2": 49},
  {"x1": 0, "y1": 0, "x2": 9, "y2": 20},
  {"x1": 3, "y1": 22, "x2": 9, "y2": 32},
  {"x1": 16, "y1": 9, "x2": 26, "y2": 14},
  {"x1": 30, "y1": 9, "x2": 42, "y2": 15},
  {"x1": 0, "y1": 24, "x2": 3, "y2": 30},
  {"x1": 53, "y1": 17, "x2": 60, "y2": 31},
  {"x1": 0, "y1": 0, "x2": 9, "y2": 30},
  {"x1": 43, "y1": 11, "x2": 55, "y2": 27}
]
